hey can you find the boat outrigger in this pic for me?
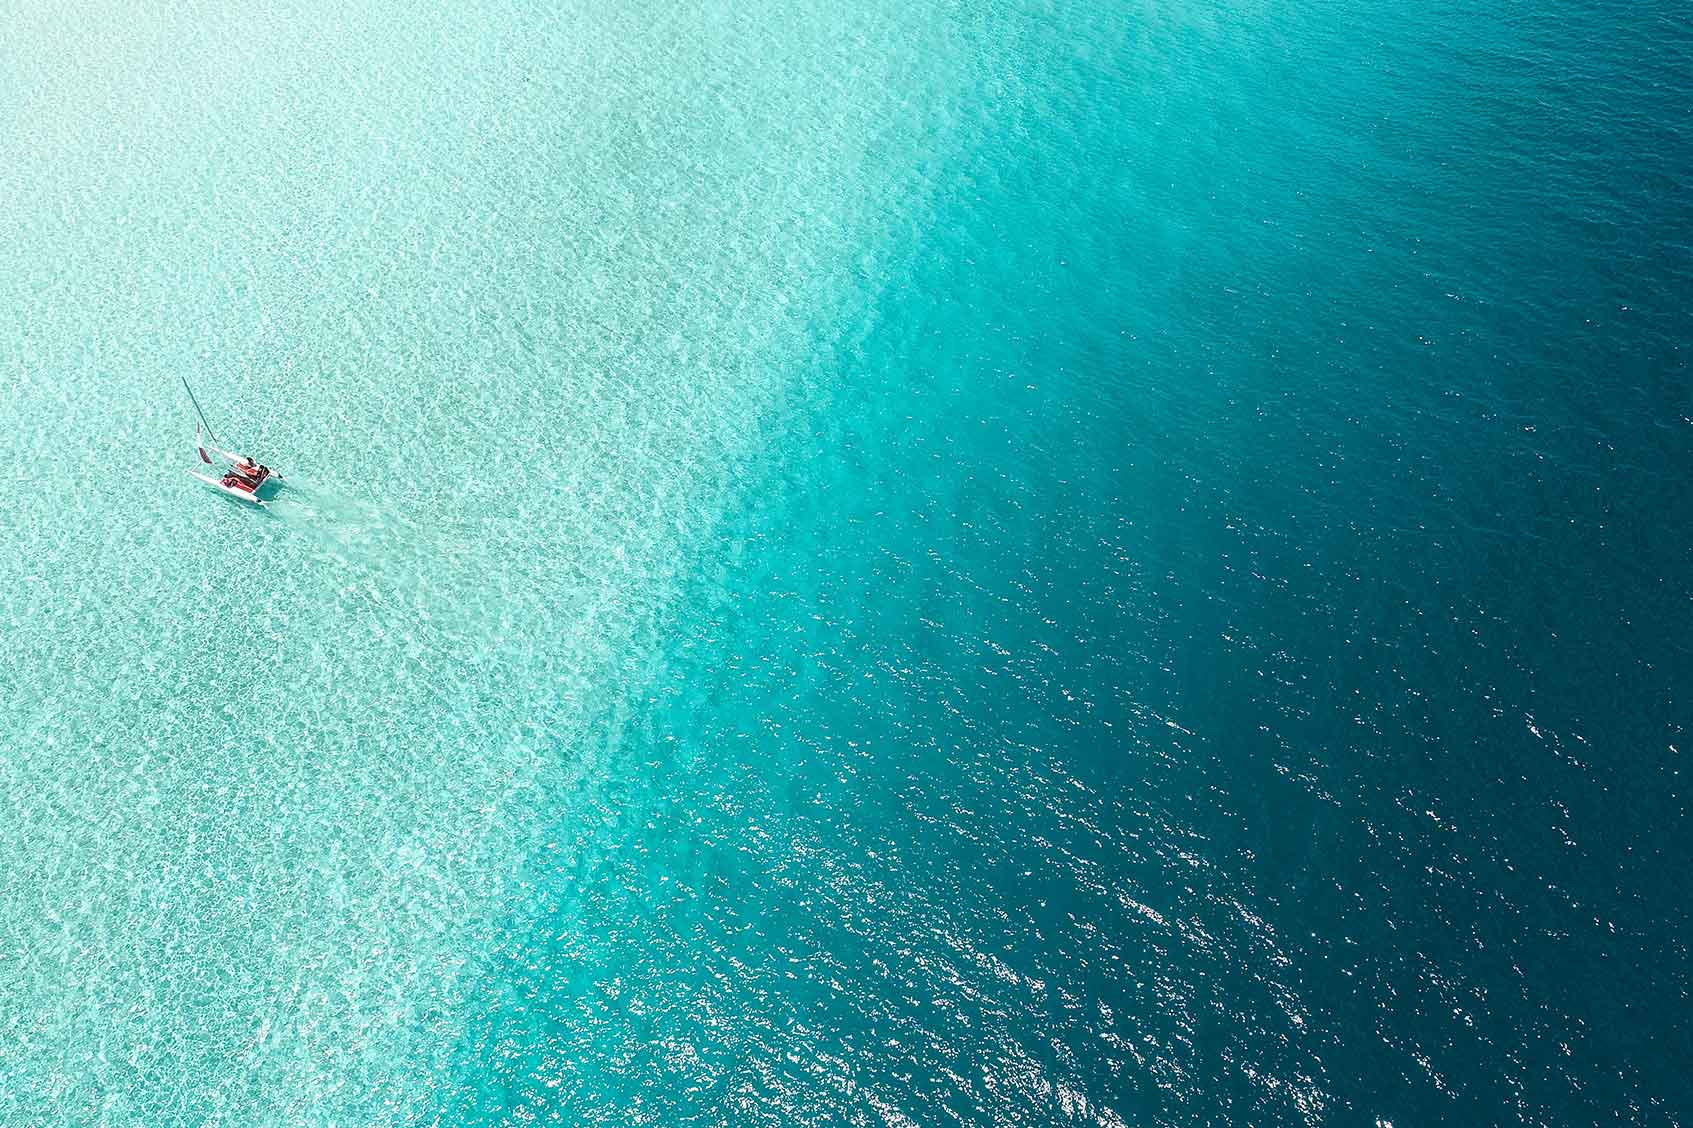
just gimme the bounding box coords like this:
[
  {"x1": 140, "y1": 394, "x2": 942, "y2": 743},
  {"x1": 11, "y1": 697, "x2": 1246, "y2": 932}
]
[{"x1": 183, "y1": 377, "x2": 283, "y2": 507}]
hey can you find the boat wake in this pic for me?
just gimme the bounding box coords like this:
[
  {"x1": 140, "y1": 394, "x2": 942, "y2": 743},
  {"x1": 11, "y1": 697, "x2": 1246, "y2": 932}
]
[{"x1": 263, "y1": 478, "x2": 490, "y2": 647}]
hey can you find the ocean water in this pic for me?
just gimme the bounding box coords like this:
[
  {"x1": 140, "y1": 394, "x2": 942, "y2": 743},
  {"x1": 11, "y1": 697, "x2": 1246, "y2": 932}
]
[{"x1": 1, "y1": 0, "x2": 1688, "y2": 1125}]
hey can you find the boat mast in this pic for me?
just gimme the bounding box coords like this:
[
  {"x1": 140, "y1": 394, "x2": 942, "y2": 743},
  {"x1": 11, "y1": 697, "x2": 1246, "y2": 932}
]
[{"x1": 181, "y1": 376, "x2": 219, "y2": 444}]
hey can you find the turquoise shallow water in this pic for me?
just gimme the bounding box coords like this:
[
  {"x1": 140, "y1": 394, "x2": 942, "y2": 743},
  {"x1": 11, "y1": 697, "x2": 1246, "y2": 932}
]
[{"x1": 2, "y1": 1, "x2": 1689, "y2": 1125}]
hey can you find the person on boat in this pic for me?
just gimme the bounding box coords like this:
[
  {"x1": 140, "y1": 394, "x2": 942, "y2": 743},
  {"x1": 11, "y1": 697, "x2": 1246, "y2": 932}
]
[{"x1": 232, "y1": 456, "x2": 262, "y2": 483}]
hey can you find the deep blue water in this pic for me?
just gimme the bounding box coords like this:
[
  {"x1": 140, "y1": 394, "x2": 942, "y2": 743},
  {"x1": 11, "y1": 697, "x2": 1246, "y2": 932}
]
[{"x1": 439, "y1": 2, "x2": 1691, "y2": 1124}]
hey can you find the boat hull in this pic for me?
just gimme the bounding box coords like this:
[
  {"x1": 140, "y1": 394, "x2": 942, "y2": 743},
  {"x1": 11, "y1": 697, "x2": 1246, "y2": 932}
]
[{"x1": 189, "y1": 470, "x2": 268, "y2": 506}]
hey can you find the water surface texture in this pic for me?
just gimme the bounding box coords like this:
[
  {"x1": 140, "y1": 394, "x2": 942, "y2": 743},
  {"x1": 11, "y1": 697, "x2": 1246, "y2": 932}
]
[{"x1": 1, "y1": 1, "x2": 1688, "y2": 1125}]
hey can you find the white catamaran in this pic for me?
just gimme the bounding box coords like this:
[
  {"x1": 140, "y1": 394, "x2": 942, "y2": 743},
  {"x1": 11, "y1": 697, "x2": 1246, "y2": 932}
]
[{"x1": 184, "y1": 378, "x2": 282, "y2": 507}]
